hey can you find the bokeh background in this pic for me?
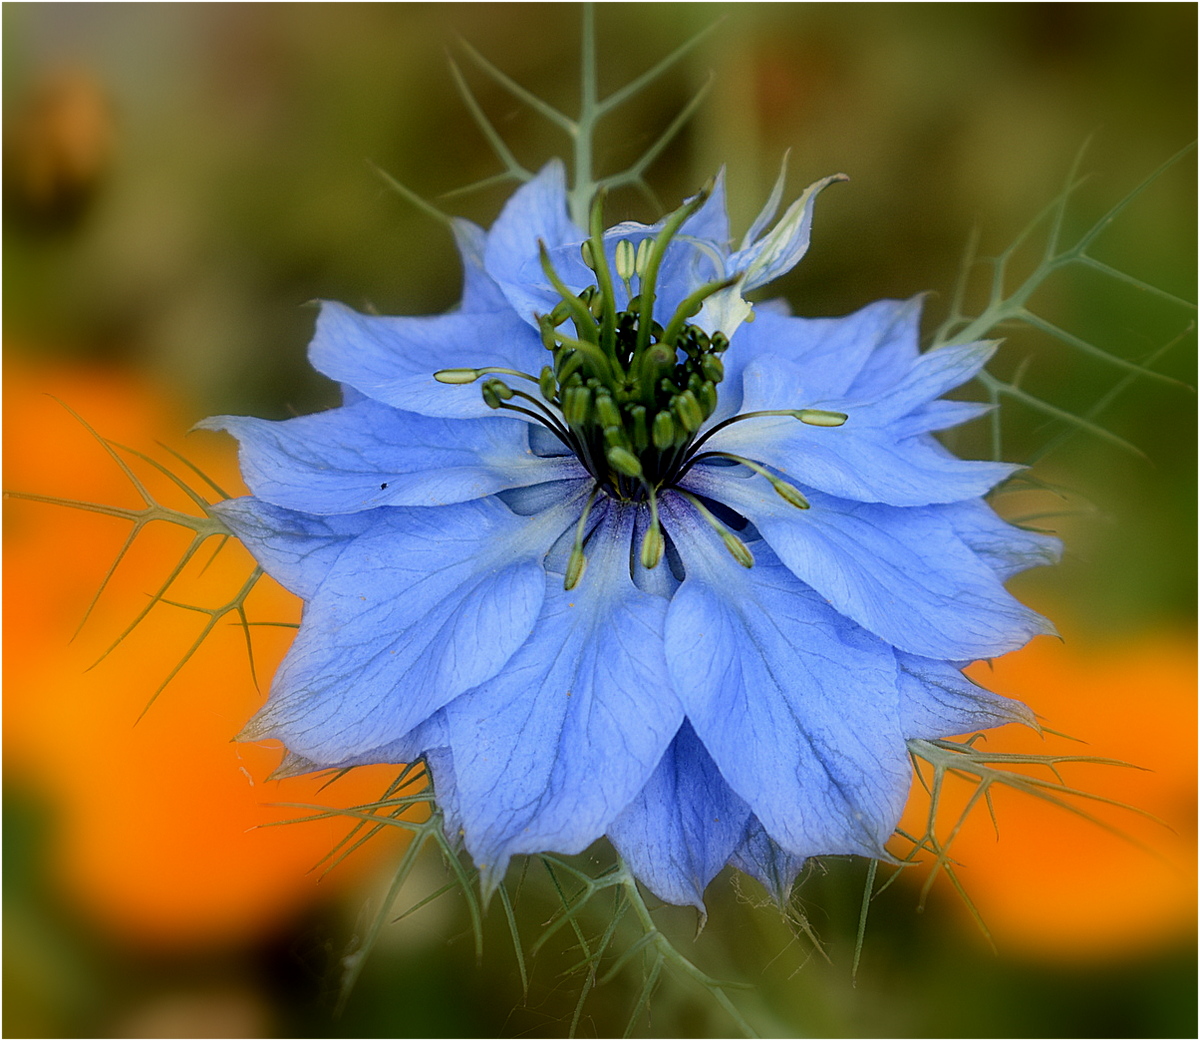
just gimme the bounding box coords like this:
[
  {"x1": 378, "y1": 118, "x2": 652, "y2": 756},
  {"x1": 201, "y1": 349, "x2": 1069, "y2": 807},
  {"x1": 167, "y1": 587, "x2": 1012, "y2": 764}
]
[{"x1": 4, "y1": 3, "x2": 1195, "y2": 1037}]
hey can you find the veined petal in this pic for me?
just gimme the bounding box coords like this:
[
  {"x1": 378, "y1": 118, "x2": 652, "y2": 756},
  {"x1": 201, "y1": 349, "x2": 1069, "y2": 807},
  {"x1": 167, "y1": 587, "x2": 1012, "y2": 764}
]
[
  {"x1": 200, "y1": 399, "x2": 579, "y2": 514},
  {"x1": 213, "y1": 497, "x2": 372, "y2": 600},
  {"x1": 897, "y1": 654, "x2": 1036, "y2": 738},
  {"x1": 484, "y1": 161, "x2": 581, "y2": 324},
  {"x1": 736, "y1": 336, "x2": 993, "y2": 417},
  {"x1": 309, "y1": 300, "x2": 545, "y2": 419},
  {"x1": 728, "y1": 173, "x2": 847, "y2": 292},
  {"x1": 443, "y1": 505, "x2": 682, "y2": 892},
  {"x1": 942, "y1": 499, "x2": 1063, "y2": 580},
  {"x1": 452, "y1": 217, "x2": 511, "y2": 314},
  {"x1": 688, "y1": 467, "x2": 1054, "y2": 661},
  {"x1": 726, "y1": 297, "x2": 924, "y2": 403},
  {"x1": 607, "y1": 721, "x2": 751, "y2": 911},
  {"x1": 239, "y1": 494, "x2": 584, "y2": 765},
  {"x1": 707, "y1": 404, "x2": 1017, "y2": 506},
  {"x1": 893, "y1": 399, "x2": 992, "y2": 437},
  {"x1": 730, "y1": 819, "x2": 808, "y2": 905},
  {"x1": 661, "y1": 498, "x2": 909, "y2": 860}
]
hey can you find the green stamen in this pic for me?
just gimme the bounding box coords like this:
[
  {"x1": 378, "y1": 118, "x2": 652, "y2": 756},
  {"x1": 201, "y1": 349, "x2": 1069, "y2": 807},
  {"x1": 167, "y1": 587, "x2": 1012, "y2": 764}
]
[{"x1": 680, "y1": 490, "x2": 754, "y2": 568}]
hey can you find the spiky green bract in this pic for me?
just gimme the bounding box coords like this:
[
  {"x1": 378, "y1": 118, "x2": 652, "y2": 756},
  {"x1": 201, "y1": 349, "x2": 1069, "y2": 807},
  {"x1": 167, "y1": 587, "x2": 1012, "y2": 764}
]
[{"x1": 935, "y1": 141, "x2": 1196, "y2": 463}]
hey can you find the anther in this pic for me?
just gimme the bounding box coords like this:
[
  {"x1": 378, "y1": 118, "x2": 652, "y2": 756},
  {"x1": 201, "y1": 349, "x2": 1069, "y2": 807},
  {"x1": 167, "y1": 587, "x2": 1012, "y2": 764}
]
[
  {"x1": 614, "y1": 239, "x2": 636, "y2": 283},
  {"x1": 564, "y1": 487, "x2": 599, "y2": 591},
  {"x1": 681, "y1": 490, "x2": 754, "y2": 569},
  {"x1": 797, "y1": 409, "x2": 848, "y2": 427},
  {"x1": 606, "y1": 446, "x2": 643, "y2": 478},
  {"x1": 434, "y1": 368, "x2": 480, "y2": 384},
  {"x1": 640, "y1": 523, "x2": 664, "y2": 570}
]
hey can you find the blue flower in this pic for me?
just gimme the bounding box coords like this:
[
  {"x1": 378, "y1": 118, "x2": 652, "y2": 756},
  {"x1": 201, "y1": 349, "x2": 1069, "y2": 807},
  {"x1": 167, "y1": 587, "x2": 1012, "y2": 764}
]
[{"x1": 203, "y1": 163, "x2": 1058, "y2": 908}]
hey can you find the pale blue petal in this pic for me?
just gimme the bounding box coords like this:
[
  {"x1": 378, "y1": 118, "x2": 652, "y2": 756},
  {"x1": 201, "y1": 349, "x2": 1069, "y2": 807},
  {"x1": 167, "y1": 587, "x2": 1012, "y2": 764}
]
[
  {"x1": 725, "y1": 173, "x2": 846, "y2": 291},
  {"x1": 942, "y1": 499, "x2": 1063, "y2": 580},
  {"x1": 661, "y1": 499, "x2": 909, "y2": 860},
  {"x1": 607, "y1": 721, "x2": 751, "y2": 910},
  {"x1": 484, "y1": 161, "x2": 581, "y2": 324},
  {"x1": 893, "y1": 399, "x2": 993, "y2": 437},
  {"x1": 239, "y1": 495, "x2": 581, "y2": 764},
  {"x1": 443, "y1": 505, "x2": 682, "y2": 890},
  {"x1": 730, "y1": 819, "x2": 807, "y2": 905},
  {"x1": 679, "y1": 167, "x2": 730, "y2": 245},
  {"x1": 451, "y1": 217, "x2": 510, "y2": 314},
  {"x1": 897, "y1": 654, "x2": 1036, "y2": 738},
  {"x1": 707, "y1": 402, "x2": 1017, "y2": 506},
  {"x1": 213, "y1": 497, "x2": 370, "y2": 600},
  {"x1": 686, "y1": 467, "x2": 1055, "y2": 660},
  {"x1": 200, "y1": 399, "x2": 579, "y2": 514},
  {"x1": 308, "y1": 300, "x2": 544, "y2": 419},
  {"x1": 730, "y1": 300, "x2": 917, "y2": 403}
]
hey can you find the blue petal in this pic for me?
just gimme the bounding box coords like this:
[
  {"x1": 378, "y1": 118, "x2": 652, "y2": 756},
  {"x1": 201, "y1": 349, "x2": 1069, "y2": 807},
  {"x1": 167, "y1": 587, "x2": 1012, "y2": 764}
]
[
  {"x1": 897, "y1": 654, "x2": 1036, "y2": 738},
  {"x1": 483, "y1": 161, "x2": 582, "y2": 324},
  {"x1": 893, "y1": 399, "x2": 993, "y2": 437},
  {"x1": 661, "y1": 499, "x2": 910, "y2": 860},
  {"x1": 726, "y1": 173, "x2": 847, "y2": 291},
  {"x1": 308, "y1": 301, "x2": 545, "y2": 419},
  {"x1": 727, "y1": 298, "x2": 922, "y2": 402},
  {"x1": 607, "y1": 720, "x2": 751, "y2": 910},
  {"x1": 239, "y1": 495, "x2": 582, "y2": 764},
  {"x1": 720, "y1": 420, "x2": 1015, "y2": 506},
  {"x1": 730, "y1": 819, "x2": 807, "y2": 905},
  {"x1": 213, "y1": 497, "x2": 368, "y2": 600},
  {"x1": 942, "y1": 499, "x2": 1063, "y2": 580},
  {"x1": 451, "y1": 218, "x2": 511, "y2": 314},
  {"x1": 443, "y1": 504, "x2": 682, "y2": 891},
  {"x1": 686, "y1": 467, "x2": 1055, "y2": 661},
  {"x1": 200, "y1": 399, "x2": 580, "y2": 514}
]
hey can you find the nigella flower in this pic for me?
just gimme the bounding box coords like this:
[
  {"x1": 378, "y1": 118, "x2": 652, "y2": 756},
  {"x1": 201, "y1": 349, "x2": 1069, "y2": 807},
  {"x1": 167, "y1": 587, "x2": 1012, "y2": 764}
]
[{"x1": 203, "y1": 162, "x2": 1059, "y2": 908}]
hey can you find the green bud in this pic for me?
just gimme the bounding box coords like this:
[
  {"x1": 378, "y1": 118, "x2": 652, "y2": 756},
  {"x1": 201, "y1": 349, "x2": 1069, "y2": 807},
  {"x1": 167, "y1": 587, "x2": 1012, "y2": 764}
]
[
  {"x1": 539, "y1": 365, "x2": 557, "y2": 402},
  {"x1": 580, "y1": 240, "x2": 596, "y2": 270},
  {"x1": 603, "y1": 424, "x2": 627, "y2": 449},
  {"x1": 607, "y1": 446, "x2": 643, "y2": 478},
  {"x1": 629, "y1": 405, "x2": 649, "y2": 452},
  {"x1": 652, "y1": 410, "x2": 676, "y2": 450},
  {"x1": 674, "y1": 390, "x2": 704, "y2": 433},
  {"x1": 434, "y1": 368, "x2": 479, "y2": 384},
  {"x1": 562, "y1": 385, "x2": 592, "y2": 426},
  {"x1": 595, "y1": 392, "x2": 622, "y2": 429},
  {"x1": 797, "y1": 409, "x2": 848, "y2": 427},
  {"x1": 710, "y1": 332, "x2": 730, "y2": 354},
  {"x1": 700, "y1": 353, "x2": 724, "y2": 383},
  {"x1": 481, "y1": 383, "x2": 503, "y2": 409},
  {"x1": 697, "y1": 380, "x2": 718, "y2": 418}
]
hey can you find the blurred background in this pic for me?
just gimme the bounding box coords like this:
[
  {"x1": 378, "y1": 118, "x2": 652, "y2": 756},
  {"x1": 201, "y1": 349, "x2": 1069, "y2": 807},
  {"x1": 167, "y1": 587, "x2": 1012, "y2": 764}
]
[{"x1": 4, "y1": 3, "x2": 1195, "y2": 1037}]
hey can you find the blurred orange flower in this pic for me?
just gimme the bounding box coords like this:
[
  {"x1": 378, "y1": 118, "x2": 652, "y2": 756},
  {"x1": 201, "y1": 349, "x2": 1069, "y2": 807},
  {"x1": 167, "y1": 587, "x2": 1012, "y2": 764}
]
[
  {"x1": 901, "y1": 624, "x2": 1197, "y2": 959},
  {"x1": 5, "y1": 359, "x2": 408, "y2": 947}
]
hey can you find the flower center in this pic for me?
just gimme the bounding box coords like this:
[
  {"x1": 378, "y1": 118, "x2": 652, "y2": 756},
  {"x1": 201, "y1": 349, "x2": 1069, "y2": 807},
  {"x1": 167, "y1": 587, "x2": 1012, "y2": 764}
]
[{"x1": 435, "y1": 185, "x2": 848, "y2": 586}]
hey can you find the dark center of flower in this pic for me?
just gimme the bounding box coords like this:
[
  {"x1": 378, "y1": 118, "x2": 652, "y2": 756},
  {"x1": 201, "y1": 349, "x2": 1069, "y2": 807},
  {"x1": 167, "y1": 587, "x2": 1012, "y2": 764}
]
[{"x1": 436, "y1": 184, "x2": 847, "y2": 588}]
